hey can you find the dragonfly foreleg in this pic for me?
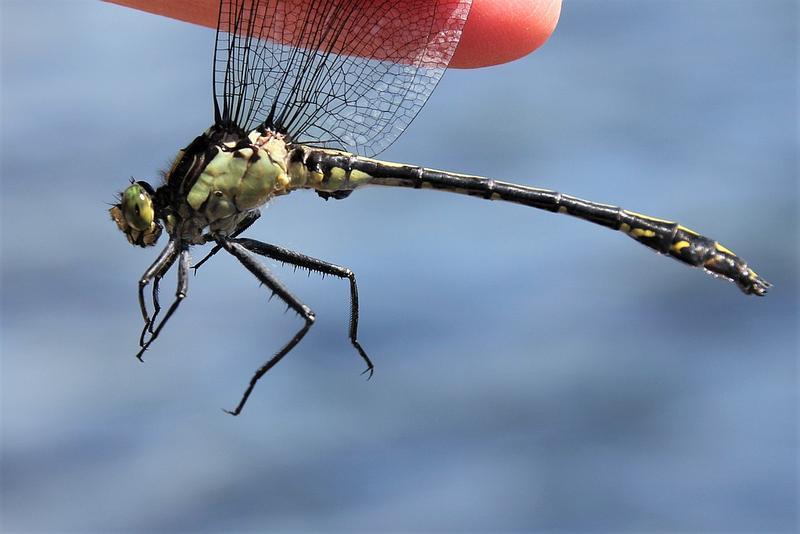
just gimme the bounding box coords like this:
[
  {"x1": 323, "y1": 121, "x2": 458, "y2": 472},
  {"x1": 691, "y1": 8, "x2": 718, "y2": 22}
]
[
  {"x1": 135, "y1": 247, "x2": 191, "y2": 361},
  {"x1": 233, "y1": 237, "x2": 374, "y2": 378},
  {"x1": 192, "y1": 211, "x2": 261, "y2": 274},
  {"x1": 142, "y1": 250, "x2": 179, "y2": 343},
  {"x1": 217, "y1": 237, "x2": 316, "y2": 416},
  {"x1": 137, "y1": 239, "x2": 179, "y2": 351}
]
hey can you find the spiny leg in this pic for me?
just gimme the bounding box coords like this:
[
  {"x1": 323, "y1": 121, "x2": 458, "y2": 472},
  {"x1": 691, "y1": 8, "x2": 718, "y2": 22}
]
[
  {"x1": 192, "y1": 211, "x2": 260, "y2": 273},
  {"x1": 142, "y1": 251, "x2": 179, "y2": 343},
  {"x1": 217, "y1": 237, "x2": 316, "y2": 416},
  {"x1": 233, "y1": 237, "x2": 374, "y2": 378},
  {"x1": 137, "y1": 239, "x2": 178, "y2": 347},
  {"x1": 136, "y1": 247, "x2": 191, "y2": 361}
]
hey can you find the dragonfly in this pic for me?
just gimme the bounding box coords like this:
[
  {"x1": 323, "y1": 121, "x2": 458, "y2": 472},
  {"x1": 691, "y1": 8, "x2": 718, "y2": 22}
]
[{"x1": 110, "y1": 0, "x2": 770, "y2": 415}]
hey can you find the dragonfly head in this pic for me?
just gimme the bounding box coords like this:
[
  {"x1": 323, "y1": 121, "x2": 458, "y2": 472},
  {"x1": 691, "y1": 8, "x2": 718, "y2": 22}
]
[{"x1": 109, "y1": 180, "x2": 163, "y2": 247}]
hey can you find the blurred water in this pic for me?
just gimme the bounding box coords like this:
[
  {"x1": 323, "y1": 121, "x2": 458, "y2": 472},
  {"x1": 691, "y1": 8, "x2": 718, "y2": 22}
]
[{"x1": 1, "y1": 0, "x2": 797, "y2": 532}]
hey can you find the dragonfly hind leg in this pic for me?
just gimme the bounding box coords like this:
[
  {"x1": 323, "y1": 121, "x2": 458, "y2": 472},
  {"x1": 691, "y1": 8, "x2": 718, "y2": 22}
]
[
  {"x1": 233, "y1": 237, "x2": 374, "y2": 378},
  {"x1": 217, "y1": 237, "x2": 316, "y2": 416}
]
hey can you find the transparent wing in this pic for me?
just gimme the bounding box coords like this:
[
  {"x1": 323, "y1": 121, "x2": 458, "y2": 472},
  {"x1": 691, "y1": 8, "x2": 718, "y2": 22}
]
[{"x1": 213, "y1": 0, "x2": 471, "y2": 156}]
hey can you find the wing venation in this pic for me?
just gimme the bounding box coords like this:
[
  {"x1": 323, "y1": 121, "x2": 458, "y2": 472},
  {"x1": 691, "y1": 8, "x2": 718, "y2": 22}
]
[{"x1": 213, "y1": 0, "x2": 472, "y2": 156}]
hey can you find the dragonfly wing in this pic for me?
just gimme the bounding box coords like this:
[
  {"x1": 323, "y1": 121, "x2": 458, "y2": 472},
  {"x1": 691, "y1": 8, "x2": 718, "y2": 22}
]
[{"x1": 213, "y1": 0, "x2": 472, "y2": 156}]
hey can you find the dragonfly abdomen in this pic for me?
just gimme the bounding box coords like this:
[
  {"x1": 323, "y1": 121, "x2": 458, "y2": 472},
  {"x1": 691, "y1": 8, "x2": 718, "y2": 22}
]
[{"x1": 308, "y1": 152, "x2": 769, "y2": 296}]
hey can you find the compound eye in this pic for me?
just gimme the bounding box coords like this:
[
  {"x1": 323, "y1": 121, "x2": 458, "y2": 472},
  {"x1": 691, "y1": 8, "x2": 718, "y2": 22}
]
[
  {"x1": 121, "y1": 183, "x2": 155, "y2": 231},
  {"x1": 110, "y1": 181, "x2": 162, "y2": 247}
]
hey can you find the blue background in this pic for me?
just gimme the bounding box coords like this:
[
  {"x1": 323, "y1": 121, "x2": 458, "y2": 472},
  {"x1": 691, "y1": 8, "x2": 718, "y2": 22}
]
[{"x1": 2, "y1": 0, "x2": 797, "y2": 531}]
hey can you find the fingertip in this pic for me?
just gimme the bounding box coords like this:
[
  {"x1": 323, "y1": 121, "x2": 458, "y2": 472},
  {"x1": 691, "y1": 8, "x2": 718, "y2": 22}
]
[
  {"x1": 106, "y1": 0, "x2": 562, "y2": 68},
  {"x1": 451, "y1": 0, "x2": 562, "y2": 68},
  {"x1": 104, "y1": 0, "x2": 219, "y2": 28}
]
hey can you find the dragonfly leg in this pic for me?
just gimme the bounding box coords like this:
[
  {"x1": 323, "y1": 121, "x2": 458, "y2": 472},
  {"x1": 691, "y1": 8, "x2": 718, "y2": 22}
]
[
  {"x1": 192, "y1": 211, "x2": 260, "y2": 274},
  {"x1": 233, "y1": 237, "x2": 374, "y2": 378},
  {"x1": 137, "y1": 239, "x2": 179, "y2": 352},
  {"x1": 135, "y1": 247, "x2": 191, "y2": 361},
  {"x1": 217, "y1": 237, "x2": 316, "y2": 416},
  {"x1": 143, "y1": 251, "x2": 179, "y2": 342}
]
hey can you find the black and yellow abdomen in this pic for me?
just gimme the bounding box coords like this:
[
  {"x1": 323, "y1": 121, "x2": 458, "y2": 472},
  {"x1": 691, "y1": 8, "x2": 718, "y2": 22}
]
[{"x1": 293, "y1": 148, "x2": 770, "y2": 296}]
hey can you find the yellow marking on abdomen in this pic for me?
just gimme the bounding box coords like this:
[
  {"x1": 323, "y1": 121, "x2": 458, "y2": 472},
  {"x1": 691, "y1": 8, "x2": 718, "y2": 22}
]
[
  {"x1": 677, "y1": 224, "x2": 700, "y2": 237},
  {"x1": 350, "y1": 169, "x2": 371, "y2": 184},
  {"x1": 715, "y1": 242, "x2": 735, "y2": 255},
  {"x1": 624, "y1": 210, "x2": 675, "y2": 225},
  {"x1": 671, "y1": 240, "x2": 691, "y2": 253},
  {"x1": 630, "y1": 228, "x2": 656, "y2": 238},
  {"x1": 329, "y1": 167, "x2": 346, "y2": 180},
  {"x1": 326, "y1": 166, "x2": 348, "y2": 189}
]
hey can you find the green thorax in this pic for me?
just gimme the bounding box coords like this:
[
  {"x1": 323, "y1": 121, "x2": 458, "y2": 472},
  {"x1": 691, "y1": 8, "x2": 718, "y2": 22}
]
[{"x1": 160, "y1": 127, "x2": 380, "y2": 243}]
